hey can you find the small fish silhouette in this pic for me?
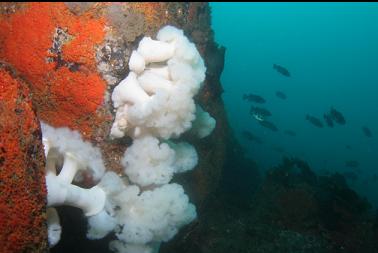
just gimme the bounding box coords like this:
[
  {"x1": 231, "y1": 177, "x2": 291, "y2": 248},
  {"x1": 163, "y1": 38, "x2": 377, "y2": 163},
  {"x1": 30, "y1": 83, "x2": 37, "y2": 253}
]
[{"x1": 273, "y1": 64, "x2": 291, "y2": 77}]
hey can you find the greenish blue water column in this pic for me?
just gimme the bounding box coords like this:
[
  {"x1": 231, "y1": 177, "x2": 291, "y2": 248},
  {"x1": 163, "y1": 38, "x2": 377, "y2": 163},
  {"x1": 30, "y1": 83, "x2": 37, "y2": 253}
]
[{"x1": 211, "y1": 2, "x2": 378, "y2": 206}]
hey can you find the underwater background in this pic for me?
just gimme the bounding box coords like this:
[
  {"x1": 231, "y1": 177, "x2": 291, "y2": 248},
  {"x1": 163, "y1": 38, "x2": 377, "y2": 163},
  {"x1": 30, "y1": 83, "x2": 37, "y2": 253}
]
[
  {"x1": 2, "y1": 3, "x2": 378, "y2": 253},
  {"x1": 211, "y1": 2, "x2": 378, "y2": 208}
]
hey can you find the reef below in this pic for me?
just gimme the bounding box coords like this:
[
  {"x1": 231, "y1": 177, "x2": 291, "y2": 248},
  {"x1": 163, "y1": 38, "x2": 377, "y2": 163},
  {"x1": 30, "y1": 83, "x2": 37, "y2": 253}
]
[{"x1": 161, "y1": 146, "x2": 378, "y2": 253}]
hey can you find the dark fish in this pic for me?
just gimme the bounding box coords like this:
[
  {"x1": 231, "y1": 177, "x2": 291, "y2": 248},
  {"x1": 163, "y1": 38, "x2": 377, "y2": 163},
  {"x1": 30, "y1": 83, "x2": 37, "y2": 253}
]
[
  {"x1": 323, "y1": 113, "x2": 334, "y2": 128},
  {"x1": 241, "y1": 130, "x2": 263, "y2": 144},
  {"x1": 329, "y1": 107, "x2": 346, "y2": 125},
  {"x1": 305, "y1": 114, "x2": 324, "y2": 128},
  {"x1": 343, "y1": 171, "x2": 358, "y2": 181},
  {"x1": 243, "y1": 93, "x2": 266, "y2": 104},
  {"x1": 345, "y1": 160, "x2": 359, "y2": 168},
  {"x1": 362, "y1": 126, "x2": 372, "y2": 137},
  {"x1": 250, "y1": 106, "x2": 272, "y2": 118},
  {"x1": 275, "y1": 91, "x2": 287, "y2": 100},
  {"x1": 273, "y1": 64, "x2": 291, "y2": 77},
  {"x1": 258, "y1": 120, "x2": 278, "y2": 132},
  {"x1": 345, "y1": 145, "x2": 352, "y2": 150},
  {"x1": 284, "y1": 130, "x2": 296, "y2": 137}
]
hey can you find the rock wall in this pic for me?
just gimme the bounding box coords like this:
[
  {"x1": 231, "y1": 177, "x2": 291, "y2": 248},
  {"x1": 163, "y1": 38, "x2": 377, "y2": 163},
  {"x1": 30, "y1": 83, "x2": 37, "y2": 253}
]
[{"x1": 0, "y1": 3, "x2": 227, "y2": 251}]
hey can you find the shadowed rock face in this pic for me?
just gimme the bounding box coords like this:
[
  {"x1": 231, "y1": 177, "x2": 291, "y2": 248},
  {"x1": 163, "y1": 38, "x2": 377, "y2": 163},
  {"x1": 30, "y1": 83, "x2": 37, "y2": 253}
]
[
  {"x1": 0, "y1": 2, "x2": 228, "y2": 251},
  {"x1": 0, "y1": 62, "x2": 48, "y2": 253}
]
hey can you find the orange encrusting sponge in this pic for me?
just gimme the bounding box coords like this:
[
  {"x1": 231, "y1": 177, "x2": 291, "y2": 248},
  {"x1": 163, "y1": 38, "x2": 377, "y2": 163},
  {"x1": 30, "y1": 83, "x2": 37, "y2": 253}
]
[
  {"x1": 0, "y1": 68, "x2": 48, "y2": 253},
  {"x1": 0, "y1": 2, "x2": 108, "y2": 139}
]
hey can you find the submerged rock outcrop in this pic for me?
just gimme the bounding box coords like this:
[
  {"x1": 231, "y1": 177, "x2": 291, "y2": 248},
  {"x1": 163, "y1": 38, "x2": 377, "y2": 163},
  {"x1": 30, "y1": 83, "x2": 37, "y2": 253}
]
[
  {"x1": 0, "y1": 3, "x2": 227, "y2": 252},
  {"x1": 166, "y1": 156, "x2": 378, "y2": 253}
]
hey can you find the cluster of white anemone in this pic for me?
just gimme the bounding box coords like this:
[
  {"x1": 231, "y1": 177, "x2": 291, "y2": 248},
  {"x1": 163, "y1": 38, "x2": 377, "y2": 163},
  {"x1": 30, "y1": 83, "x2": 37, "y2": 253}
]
[
  {"x1": 43, "y1": 25, "x2": 216, "y2": 253},
  {"x1": 110, "y1": 25, "x2": 214, "y2": 140}
]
